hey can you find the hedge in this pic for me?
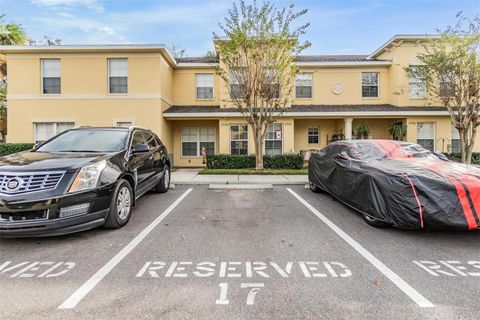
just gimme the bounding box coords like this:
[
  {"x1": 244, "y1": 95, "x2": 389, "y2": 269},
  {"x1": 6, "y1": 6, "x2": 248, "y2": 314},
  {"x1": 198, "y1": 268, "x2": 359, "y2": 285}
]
[
  {"x1": 443, "y1": 152, "x2": 480, "y2": 164},
  {"x1": 206, "y1": 154, "x2": 304, "y2": 169},
  {"x1": 0, "y1": 143, "x2": 35, "y2": 157}
]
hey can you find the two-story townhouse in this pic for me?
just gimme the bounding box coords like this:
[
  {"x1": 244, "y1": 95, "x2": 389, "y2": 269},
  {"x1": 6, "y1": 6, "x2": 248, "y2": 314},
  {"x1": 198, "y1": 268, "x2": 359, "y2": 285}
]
[{"x1": 0, "y1": 35, "x2": 474, "y2": 167}]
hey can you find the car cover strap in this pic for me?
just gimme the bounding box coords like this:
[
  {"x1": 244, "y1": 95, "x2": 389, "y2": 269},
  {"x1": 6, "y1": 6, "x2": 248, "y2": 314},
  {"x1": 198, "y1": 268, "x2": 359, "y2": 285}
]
[{"x1": 403, "y1": 174, "x2": 424, "y2": 228}]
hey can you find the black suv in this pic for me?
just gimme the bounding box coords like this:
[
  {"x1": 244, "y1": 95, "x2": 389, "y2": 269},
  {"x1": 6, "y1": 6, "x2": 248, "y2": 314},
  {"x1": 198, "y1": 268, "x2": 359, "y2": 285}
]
[{"x1": 0, "y1": 127, "x2": 170, "y2": 238}]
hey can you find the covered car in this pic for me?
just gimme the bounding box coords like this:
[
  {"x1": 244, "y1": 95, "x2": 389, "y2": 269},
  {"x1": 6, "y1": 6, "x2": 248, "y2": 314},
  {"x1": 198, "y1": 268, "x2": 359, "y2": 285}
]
[{"x1": 308, "y1": 139, "x2": 480, "y2": 230}]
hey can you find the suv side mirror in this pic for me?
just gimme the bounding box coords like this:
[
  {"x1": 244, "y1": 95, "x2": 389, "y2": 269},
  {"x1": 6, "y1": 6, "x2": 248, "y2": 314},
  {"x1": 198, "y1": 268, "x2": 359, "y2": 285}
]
[{"x1": 132, "y1": 143, "x2": 150, "y2": 154}]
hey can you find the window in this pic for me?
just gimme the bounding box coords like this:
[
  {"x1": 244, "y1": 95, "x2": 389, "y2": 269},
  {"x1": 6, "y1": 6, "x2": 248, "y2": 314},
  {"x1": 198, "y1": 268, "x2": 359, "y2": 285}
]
[
  {"x1": 451, "y1": 124, "x2": 460, "y2": 153},
  {"x1": 362, "y1": 72, "x2": 379, "y2": 98},
  {"x1": 308, "y1": 127, "x2": 319, "y2": 144},
  {"x1": 230, "y1": 69, "x2": 245, "y2": 99},
  {"x1": 439, "y1": 75, "x2": 454, "y2": 97},
  {"x1": 263, "y1": 69, "x2": 280, "y2": 99},
  {"x1": 408, "y1": 66, "x2": 426, "y2": 99},
  {"x1": 181, "y1": 128, "x2": 215, "y2": 157},
  {"x1": 230, "y1": 124, "x2": 248, "y2": 155},
  {"x1": 116, "y1": 121, "x2": 133, "y2": 127},
  {"x1": 295, "y1": 73, "x2": 312, "y2": 98},
  {"x1": 41, "y1": 59, "x2": 61, "y2": 94},
  {"x1": 416, "y1": 122, "x2": 435, "y2": 151},
  {"x1": 196, "y1": 74, "x2": 214, "y2": 99},
  {"x1": 108, "y1": 58, "x2": 128, "y2": 93},
  {"x1": 34, "y1": 122, "x2": 74, "y2": 143},
  {"x1": 265, "y1": 123, "x2": 283, "y2": 155}
]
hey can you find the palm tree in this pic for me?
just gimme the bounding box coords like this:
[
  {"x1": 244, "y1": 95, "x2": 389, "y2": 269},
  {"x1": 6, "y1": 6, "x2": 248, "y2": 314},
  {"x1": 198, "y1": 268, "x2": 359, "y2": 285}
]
[{"x1": 0, "y1": 14, "x2": 28, "y2": 141}]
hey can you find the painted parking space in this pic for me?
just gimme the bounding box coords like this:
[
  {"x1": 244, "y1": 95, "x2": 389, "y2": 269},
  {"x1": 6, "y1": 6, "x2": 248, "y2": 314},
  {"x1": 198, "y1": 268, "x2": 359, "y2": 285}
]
[
  {"x1": 290, "y1": 186, "x2": 480, "y2": 318},
  {"x1": 0, "y1": 188, "x2": 190, "y2": 320},
  {"x1": 59, "y1": 186, "x2": 448, "y2": 320},
  {"x1": 1, "y1": 185, "x2": 478, "y2": 319}
]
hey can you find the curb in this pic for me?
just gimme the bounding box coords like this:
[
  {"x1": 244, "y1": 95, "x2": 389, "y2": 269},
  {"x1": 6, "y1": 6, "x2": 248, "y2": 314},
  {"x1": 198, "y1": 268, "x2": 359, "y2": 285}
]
[{"x1": 209, "y1": 184, "x2": 274, "y2": 190}]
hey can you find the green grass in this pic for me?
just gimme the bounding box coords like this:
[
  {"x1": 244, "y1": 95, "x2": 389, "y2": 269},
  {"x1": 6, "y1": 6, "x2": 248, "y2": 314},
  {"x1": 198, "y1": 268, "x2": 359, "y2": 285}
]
[{"x1": 198, "y1": 168, "x2": 308, "y2": 175}]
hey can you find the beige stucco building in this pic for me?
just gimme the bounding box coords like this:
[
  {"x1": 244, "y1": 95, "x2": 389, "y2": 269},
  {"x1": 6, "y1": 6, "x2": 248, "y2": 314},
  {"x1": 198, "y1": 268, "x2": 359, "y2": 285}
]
[{"x1": 0, "y1": 35, "x2": 473, "y2": 167}]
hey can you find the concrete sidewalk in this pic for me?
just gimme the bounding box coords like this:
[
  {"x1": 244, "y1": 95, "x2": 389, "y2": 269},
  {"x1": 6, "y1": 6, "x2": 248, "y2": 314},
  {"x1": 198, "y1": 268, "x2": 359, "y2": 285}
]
[{"x1": 171, "y1": 168, "x2": 308, "y2": 185}]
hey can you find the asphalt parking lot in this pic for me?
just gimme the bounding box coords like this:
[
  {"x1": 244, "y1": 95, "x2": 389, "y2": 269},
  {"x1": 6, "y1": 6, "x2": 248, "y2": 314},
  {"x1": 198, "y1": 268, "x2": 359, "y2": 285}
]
[{"x1": 1, "y1": 185, "x2": 479, "y2": 320}]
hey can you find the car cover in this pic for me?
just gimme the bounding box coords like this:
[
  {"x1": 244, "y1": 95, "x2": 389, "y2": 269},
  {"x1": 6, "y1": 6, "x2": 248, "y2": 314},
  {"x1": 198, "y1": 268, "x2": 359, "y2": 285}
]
[{"x1": 308, "y1": 140, "x2": 480, "y2": 230}]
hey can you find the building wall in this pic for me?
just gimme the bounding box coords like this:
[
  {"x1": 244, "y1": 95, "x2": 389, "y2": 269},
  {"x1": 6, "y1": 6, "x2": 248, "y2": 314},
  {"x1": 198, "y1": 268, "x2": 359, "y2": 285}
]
[
  {"x1": 6, "y1": 52, "x2": 173, "y2": 143},
  {"x1": 172, "y1": 120, "x2": 219, "y2": 167},
  {"x1": 292, "y1": 67, "x2": 390, "y2": 105},
  {"x1": 173, "y1": 68, "x2": 221, "y2": 106}
]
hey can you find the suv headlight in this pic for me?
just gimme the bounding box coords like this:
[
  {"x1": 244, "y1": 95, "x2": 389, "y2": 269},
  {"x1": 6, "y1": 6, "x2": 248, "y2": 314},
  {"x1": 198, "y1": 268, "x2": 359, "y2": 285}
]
[{"x1": 69, "y1": 160, "x2": 107, "y2": 193}]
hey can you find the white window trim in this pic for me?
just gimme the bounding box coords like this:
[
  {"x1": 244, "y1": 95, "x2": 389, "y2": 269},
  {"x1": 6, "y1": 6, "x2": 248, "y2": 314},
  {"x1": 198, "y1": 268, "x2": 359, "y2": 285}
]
[
  {"x1": 307, "y1": 127, "x2": 320, "y2": 145},
  {"x1": 230, "y1": 124, "x2": 248, "y2": 155},
  {"x1": 361, "y1": 72, "x2": 380, "y2": 100},
  {"x1": 416, "y1": 122, "x2": 436, "y2": 151},
  {"x1": 107, "y1": 58, "x2": 128, "y2": 95},
  {"x1": 264, "y1": 123, "x2": 284, "y2": 155},
  {"x1": 408, "y1": 66, "x2": 427, "y2": 100},
  {"x1": 113, "y1": 118, "x2": 135, "y2": 127},
  {"x1": 33, "y1": 121, "x2": 75, "y2": 143},
  {"x1": 195, "y1": 73, "x2": 215, "y2": 101},
  {"x1": 180, "y1": 127, "x2": 216, "y2": 157},
  {"x1": 295, "y1": 72, "x2": 314, "y2": 99},
  {"x1": 40, "y1": 58, "x2": 61, "y2": 96}
]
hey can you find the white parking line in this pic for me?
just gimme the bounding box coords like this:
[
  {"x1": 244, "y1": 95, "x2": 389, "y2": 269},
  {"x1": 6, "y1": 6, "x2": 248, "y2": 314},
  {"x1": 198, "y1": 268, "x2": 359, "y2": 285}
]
[
  {"x1": 58, "y1": 188, "x2": 193, "y2": 310},
  {"x1": 286, "y1": 188, "x2": 434, "y2": 308}
]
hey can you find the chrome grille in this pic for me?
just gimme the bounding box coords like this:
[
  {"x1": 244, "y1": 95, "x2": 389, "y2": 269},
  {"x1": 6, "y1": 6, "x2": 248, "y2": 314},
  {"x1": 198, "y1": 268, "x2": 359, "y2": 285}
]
[{"x1": 0, "y1": 171, "x2": 65, "y2": 195}]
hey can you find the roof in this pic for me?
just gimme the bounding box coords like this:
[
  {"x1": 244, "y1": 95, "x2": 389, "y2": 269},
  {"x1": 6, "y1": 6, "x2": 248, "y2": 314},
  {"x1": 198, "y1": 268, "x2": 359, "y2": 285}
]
[
  {"x1": 176, "y1": 56, "x2": 219, "y2": 63},
  {"x1": 367, "y1": 34, "x2": 440, "y2": 59},
  {"x1": 0, "y1": 44, "x2": 177, "y2": 67},
  {"x1": 163, "y1": 104, "x2": 449, "y2": 118},
  {"x1": 294, "y1": 55, "x2": 369, "y2": 62}
]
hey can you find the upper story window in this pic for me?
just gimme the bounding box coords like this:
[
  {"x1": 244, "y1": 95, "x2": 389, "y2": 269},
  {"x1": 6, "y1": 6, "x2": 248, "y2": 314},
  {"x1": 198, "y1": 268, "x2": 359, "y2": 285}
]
[
  {"x1": 361, "y1": 72, "x2": 379, "y2": 98},
  {"x1": 196, "y1": 74, "x2": 214, "y2": 99},
  {"x1": 439, "y1": 74, "x2": 454, "y2": 97},
  {"x1": 41, "y1": 59, "x2": 61, "y2": 94},
  {"x1": 230, "y1": 69, "x2": 245, "y2": 99},
  {"x1": 408, "y1": 66, "x2": 426, "y2": 99},
  {"x1": 295, "y1": 73, "x2": 313, "y2": 99},
  {"x1": 108, "y1": 58, "x2": 128, "y2": 94}
]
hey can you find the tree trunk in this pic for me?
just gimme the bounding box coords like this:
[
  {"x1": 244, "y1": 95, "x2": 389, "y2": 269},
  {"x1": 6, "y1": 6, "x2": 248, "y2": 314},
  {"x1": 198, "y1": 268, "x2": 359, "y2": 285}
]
[
  {"x1": 459, "y1": 127, "x2": 467, "y2": 163},
  {"x1": 253, "y1": 125, "x2": 264, "y2": 170}
]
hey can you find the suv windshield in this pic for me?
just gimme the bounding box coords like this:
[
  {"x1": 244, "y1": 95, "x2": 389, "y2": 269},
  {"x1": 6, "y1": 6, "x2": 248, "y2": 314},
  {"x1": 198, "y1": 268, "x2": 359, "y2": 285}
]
[{"x1": 36, "y1": 129, "x2": 129, "y2": 153}]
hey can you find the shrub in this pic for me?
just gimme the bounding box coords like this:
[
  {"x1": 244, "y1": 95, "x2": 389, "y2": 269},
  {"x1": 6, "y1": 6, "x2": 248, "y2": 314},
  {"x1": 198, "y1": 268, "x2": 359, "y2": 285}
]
[
  {"x1": 0, "y1": 143, "x2": 35, "y2": 157},
  {"x1": 443, "y1": 152, "x2": 480, "y2": 164},
  {"x1": 206, "y1": 153, "x2": 303, "y2": 169},
  {"x1": 263, "y1": 154, "x2": 304, "y2": 169}
]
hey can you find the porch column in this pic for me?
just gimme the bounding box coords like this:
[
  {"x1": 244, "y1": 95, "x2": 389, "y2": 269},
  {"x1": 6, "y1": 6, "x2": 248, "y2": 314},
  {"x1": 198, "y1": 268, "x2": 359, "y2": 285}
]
[{"x1": 344, "y1": 118, "x2": 353, "y2": 140}]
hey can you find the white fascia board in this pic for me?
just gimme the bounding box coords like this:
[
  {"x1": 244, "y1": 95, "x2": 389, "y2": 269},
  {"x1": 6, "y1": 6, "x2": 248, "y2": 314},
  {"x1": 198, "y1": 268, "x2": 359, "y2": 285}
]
[
  {"x1": 163, "y1": 110, "x2": 449, "y2": 118},
  {"x1": 296, "y1": 61, "x2": 392, "y2": 67},
  {"x1": 367, "y1": 34, "x2": 440, "y2": 59},
  {"x1": 176, "y1": 63, "x2": 219, "y2": 68},
  {"x1": 0, "y1": 44, "x2": 177, "y2": 66}
]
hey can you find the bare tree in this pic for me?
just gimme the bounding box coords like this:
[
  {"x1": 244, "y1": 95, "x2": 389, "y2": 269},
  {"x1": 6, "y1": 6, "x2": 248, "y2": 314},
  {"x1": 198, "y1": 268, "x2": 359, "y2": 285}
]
[
  {"x1": 168, "y1": 44, "x2": 186, "y2": 59},
  {"x1": 408, "y1": 13, "x2": 480, "y2": 163},
  {"x1": 214, "y1": 0, "x2": 309, "y2": 169}
]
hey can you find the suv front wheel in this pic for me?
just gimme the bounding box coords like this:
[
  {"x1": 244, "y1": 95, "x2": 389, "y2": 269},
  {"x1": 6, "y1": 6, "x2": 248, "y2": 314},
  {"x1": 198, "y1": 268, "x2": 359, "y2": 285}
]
[{"x1": 104, "y1": 179, "x2": 133, "y2": 228}]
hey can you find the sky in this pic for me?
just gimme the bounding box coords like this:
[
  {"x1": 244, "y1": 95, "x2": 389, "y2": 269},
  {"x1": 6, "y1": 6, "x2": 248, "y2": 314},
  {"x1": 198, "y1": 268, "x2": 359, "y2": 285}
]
[{"x1": 0, "y1": 0, "x2": 478, "y2": 56}]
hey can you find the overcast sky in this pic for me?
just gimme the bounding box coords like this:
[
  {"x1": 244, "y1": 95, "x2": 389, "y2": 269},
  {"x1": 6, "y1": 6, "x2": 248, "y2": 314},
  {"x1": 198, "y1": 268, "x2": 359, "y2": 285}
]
[{"x1": 0, "y1": 0, "x2": 478, "y2": 56}]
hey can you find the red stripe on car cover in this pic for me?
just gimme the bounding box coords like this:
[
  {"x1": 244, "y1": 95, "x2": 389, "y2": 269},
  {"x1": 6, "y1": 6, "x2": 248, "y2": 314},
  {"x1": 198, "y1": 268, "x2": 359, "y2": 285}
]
[
  {"x1": 403, "y1": 174, "x2": 424, "y2": 228},
  {"x1": 389, "y1": 157, "x2": 478, "y2": 230},
  {"x1": 373, "y1": 140, "x2": 413, "y2": 158},
  {"x1": 418, "y1": 160, "x2": 479, "y2": 230}
]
